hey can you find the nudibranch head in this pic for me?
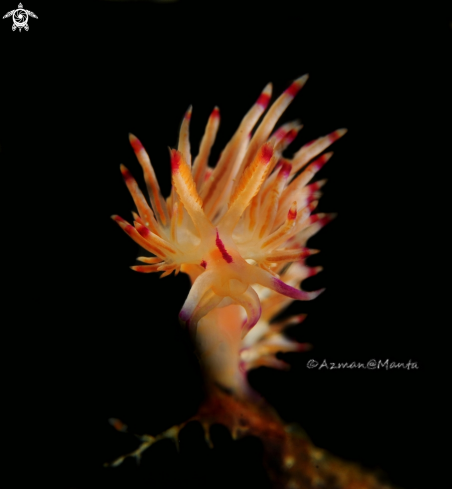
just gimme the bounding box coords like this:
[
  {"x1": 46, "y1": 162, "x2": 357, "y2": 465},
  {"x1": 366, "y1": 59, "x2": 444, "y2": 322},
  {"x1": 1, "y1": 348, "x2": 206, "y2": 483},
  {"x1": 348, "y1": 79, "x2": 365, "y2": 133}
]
[{"x1": 113, "y1": 75, "x2": 345, "y2": 344}]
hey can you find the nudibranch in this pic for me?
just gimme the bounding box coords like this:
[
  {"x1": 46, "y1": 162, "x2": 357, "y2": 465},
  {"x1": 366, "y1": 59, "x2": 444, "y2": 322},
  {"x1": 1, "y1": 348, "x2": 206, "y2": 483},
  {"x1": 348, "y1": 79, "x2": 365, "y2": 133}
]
[
  {"x1": 113, "y1": 75, "x2": 343, "y2": 397},
  {"x1": 108, "y1": 78, "x2": 393, "y2": 488}
]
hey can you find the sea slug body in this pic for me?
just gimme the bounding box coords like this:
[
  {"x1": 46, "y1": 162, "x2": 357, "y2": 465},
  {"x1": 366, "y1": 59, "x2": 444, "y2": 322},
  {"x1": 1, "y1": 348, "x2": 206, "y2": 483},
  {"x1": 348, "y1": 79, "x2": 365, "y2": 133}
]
[
  {"x1": 106, "y1": 77, "x2": 395, "y2": 489},
  {"x1": 113, "y1": 76, "x2": 345, "y2": 396}
]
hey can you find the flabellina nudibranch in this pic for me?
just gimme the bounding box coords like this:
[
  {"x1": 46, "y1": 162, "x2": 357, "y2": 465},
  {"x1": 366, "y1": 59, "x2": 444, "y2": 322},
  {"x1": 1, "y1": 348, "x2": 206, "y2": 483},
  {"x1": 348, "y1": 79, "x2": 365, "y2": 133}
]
[
  {"x1": 112, "y1": 75, "x2": 342, "y2": 396},
  {"x1": 108, "y1": 77, "x2": 394, "y2": 488}
]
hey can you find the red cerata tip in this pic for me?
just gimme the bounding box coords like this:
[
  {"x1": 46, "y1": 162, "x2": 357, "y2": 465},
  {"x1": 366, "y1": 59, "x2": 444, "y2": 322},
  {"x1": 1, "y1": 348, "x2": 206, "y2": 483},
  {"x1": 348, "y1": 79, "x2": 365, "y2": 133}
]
[
  {"x1": 272, "y1": 126, "x2": 287, "y2": 141},
  {"x1": 171, "y1": 150, "x2": 181, "y2": 172},
  {"x1": 120, "y1": 166, "x2": 133, "y2": 182},
  {"x1": 200, "y1": 260, "x2": 207, "y2": 269},
  {"x1": 129, "y1": 135, "x2": 144, "y2": 153},
  {"x1": 308, "y1": 181, "x2": 321, "y2": 191},
  {"x1": 273, "y1": 160, "x2": 282, "y2": 172},
  {"x1": 319, "y1": 214, "x2": 334, "y2": 226},
  {"x1": 308, "y1": 201, "x2": 317, "y2": 212},
  {"x1": 284, "y1": 129, "x2": 297, "y2": 144},
  {"x1": 312, "y1": 154, "x2": 329, "y2": 171},
  {"x1": 136, "y1": 223, "x2": 151, "y2": 238},
  {"x1": 328, "y1": 128, "x2": 347, "y2": 143},
  {"x1": 284, "y1": 81, "x2": 302, "y2": 98},
  {"x1": 211, "y1": 107, "x2": 220, "y2": 119},
  {"x1": 261, "y1": 144, "x2": 273, "y2": 164},
  {"x1": 288, "y1": 207, "x2": 297, "y2": 221},
  {"x1": 279, "y1": 161, "x2": 292, "y2": 178},
  {"x1": 256, "y1": 92, "x2": 271, "y2": 109}
]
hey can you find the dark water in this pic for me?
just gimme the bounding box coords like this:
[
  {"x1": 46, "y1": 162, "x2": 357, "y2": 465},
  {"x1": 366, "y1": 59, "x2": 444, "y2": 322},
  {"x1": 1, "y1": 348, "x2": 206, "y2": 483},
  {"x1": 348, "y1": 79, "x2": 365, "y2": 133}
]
[{"x1": 1, "y1": 1, "x2": 450, "y2": 488}]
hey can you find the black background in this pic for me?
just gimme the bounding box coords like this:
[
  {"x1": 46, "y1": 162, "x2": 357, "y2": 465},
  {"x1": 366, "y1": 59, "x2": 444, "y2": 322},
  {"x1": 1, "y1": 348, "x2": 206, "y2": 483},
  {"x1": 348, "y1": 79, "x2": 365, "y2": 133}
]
[{"x1": 1, "y1": 1, "x2": 450, "y2": 488}]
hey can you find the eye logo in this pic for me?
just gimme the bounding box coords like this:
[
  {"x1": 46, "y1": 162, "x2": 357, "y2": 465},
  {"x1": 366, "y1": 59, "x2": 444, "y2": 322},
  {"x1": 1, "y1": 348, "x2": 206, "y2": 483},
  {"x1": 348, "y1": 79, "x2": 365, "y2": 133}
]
[{"x1": 2, "y1": 3, "x2": 38, "y2": 32}]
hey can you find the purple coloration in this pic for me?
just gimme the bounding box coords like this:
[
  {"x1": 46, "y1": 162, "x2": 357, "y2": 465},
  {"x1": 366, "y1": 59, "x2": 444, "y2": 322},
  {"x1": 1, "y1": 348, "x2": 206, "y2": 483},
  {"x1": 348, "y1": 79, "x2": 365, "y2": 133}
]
[
  {"x1": 239, "y1": 360, "x2": 247, "y2": 374},
  {"x1": 241, "y1": 303, "x2": 262, "y2": 338},
  {"x1": 215, "y1": 229, "x2": 233, "y2": 263},
  {"x1": 246, "y1": 305, "x2": 261, "y2": 331},
  {"x1": 271, "y1": 277, "x2": 323, "y2": 301},
  {"x1": 179, "y1": 310, "x2": 191, "y2": 322}
]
